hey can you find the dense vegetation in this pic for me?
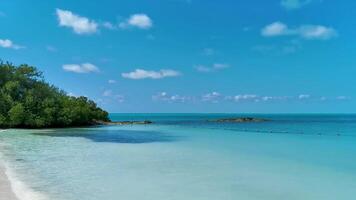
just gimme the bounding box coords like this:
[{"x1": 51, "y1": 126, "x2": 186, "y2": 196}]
[{"x1": 0, "y1": 61, "x2": 109, "y2": 128}]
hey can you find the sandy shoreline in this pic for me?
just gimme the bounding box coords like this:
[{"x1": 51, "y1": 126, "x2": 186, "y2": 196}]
[
  {"x1": 0, "y1": 163, "x2": 18, "y2": 200},
  {"x1": 0, "y1": 129, "x2": 18, "y2": 199}
]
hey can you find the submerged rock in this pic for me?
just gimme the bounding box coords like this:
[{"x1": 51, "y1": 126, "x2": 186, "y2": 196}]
[{"x1": 209, "y1": 117, "x2": 269, "y2": 123}]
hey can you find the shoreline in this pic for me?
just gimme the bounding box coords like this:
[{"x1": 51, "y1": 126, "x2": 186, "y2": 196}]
[
  {"x1": 0, "y1": 129, "x2": 19, "y2": 200},
  {"x1": 0, "y1": 162, "x2": 18, "y2": 200},
  {"x1": 0, "y1": 130, "x2": 48, "y2": 200}
]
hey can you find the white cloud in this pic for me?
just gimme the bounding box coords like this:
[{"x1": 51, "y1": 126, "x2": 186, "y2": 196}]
[
  {"x1": 102, "y1": 22, "x2": 116, "y2": 30},
  {"x1": 213, "y1": 63, "x2": 229, "y2": 69},
  {"x1": 336, "y1": 96, "x2": 349, "y2": 100},
  {"x1": 119, "y1": 14, "x2": 153, "y2": 29},
  {"x1": 46, "y1": 45, "x2": 57, "y2": 52},
  {"x1": 225, "y1": 94, "x2": 293, "y2": 103},
  {"x1": 202, "y1": 92, "x2": 221, "y2": 103},
  {"x1": 202, "y1": 48, "x2": 215, "y2": 56},
  {"x1": 262, "y1": 96, "x2": 274, "y2": 101},
  {"x1": 320, "y1": 96, "x2": 327, "y2": 101},
  {"x1": 102, "y1": 90, "x2": 112, "y2": 97},
  {"x1": 101, "y1": 90, "x2": 125, "y2": 103},
  {"x1": 122, "y1": 69, "x2": 181, "y2": 79},
  {"x1": 152, "y1": 92, "x2": 346, "y2": 104},
  {"x1": 195, "y1": 63, "x2": 230, "y2": 73},
  {"x1": 262, "y1": 22, "x2": 337, "y2": 40},
  {"x1": 298, "y1": 25, "x2": 337, "y2": 40},
  {"x1": 234, "y1": 94, "x2": 259, "y2": 102},
  {"x1": 253, "y1": 44, "x2": 300, "y2": 55},
  {"x1": 56, "y1": 8, "x2": 98, "y2": 34},
  {"x1": 262, "y1": 22, "x2": 289, "y2": 37},
  {"x1": 62, "y1": 63, "x2": 99, "y2": 73},
  {"x1": 152, "y1": 92, "x2": 169, "y2": 101},
  {"x1": 108, "y1": 80, "x2": 116, "y2": 84},
  {"x1": 281, "y1": 0, "x2": 312, "y2": 10},
  {"x1": 298, "y1": 94, "x2": 311, "y2": 99},
  {"x1": 114, "y1": 95, "x2": 125, "y2": 103},
  {"x1": 0, "y1": 11, "x2": 5, "y2": 17},
  {"x1": 195, "y1": 65, "x2": 212, "y2": 73},
  {"x1": 0, "y1": 39, "x2": 24, "y2": 49},
  {"x1": 152, "y1": 92, "x2": 191, "y2": 103}
]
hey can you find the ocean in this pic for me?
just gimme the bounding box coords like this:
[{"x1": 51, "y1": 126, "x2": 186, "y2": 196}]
[{"x1": 1, "y1": 114, "x2": 356, "y2": 200}]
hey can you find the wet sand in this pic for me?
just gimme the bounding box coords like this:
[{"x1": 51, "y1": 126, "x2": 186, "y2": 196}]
[{"x1": 0, "y1": 161, "x2": 18, "y2": 200}]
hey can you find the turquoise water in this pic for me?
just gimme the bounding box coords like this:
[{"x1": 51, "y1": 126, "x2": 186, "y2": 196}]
[{"x1": 1, "y1": 114, "x2": 356, "y2": 200}]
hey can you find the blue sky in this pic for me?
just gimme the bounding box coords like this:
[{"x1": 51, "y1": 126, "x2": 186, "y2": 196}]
[{"x1": 1, "y1": 0, "x2": 356, "y2": 113}]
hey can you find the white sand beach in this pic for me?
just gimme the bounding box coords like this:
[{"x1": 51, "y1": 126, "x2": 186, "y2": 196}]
[
  {"x1": 0, "y1": 163, "x2": 18, "y2": 200},
  {"x1": 0, "y1": 129, "x2": 18, "y2": 199}
]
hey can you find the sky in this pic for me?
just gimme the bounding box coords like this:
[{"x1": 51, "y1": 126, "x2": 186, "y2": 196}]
[{"x1": 1, "y1": 0, "x2": 356, "y2": 113}]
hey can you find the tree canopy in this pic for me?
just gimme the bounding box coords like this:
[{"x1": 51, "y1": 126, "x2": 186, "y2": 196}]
[{"x1": 0, "y1": 61, "x2": 109, "y2": 128}]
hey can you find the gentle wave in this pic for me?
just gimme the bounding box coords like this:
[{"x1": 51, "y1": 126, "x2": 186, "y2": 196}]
[{"x1": 0, "y1": 143, "x2": 48, "y2": 200}]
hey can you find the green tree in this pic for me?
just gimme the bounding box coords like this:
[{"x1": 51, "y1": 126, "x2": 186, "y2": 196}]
[
  {"x1": 8, "y1": 103, "x2": 25, "y2": 126},
  {"x1": 0, "y1": 61, "x2": 109, "y2": 128}
]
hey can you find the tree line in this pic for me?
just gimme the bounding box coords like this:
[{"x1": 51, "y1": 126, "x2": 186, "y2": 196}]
[{"x1": 0, "y1": 61, "x2": 109, "y2": 128}]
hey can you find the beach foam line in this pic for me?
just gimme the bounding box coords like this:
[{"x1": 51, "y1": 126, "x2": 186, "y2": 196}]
[{"x1": 0, "y1": 145, "x2": 48, "y2": 200}]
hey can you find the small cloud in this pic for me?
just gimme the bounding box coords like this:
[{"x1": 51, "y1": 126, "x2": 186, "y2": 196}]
[
  {"x1": 0, "y1": 39, "x2": 25, "y2": 50},
  {"x1": 119, "y1": 14, "x2": 153, "y2": 29},
  {"x1": 122, "y1": 69, "x2": 181, "y2": 79},
  {"x1": 202, "y1": 48, "x2": 215, "y2": 56},
  {"x1": 202, "y1": 92, "x2": 221, "y2": 103},
  {"x1": 62, "y1": 63, "x2": 99, "y2": 73},
  {"x1": 101, "y1": 90, "x2": 125, "y2": 103},
  {"x1": 213, "y1": 63, "x2": 229, "y2": 69},
  {"x1": 102, "y1": 90, "x2": 112, "y2": 97},
  {"x1": 102, "y1": 21, "x2": 116, "y2": 30},
  {"x1": 336, "y1": 96, "x2": 350, "y2": 100},
  {"x1": 261, "y1": 22, "x2": 337, "y2": 40},
  {"x1": 234, "y1": 94, "x2": 259, "y2": 102},
  {"x1": 195, "y1": 63, "x2": 230, "y2": 73},
  {"x1": 152, "y1": 92, "x2": 191, "y2": 103},
  {"x1": 152, "y1": 92, "x2": 342, "y2": 104},
  {"x1": 56, "y1": 8, "x2": 98, "y2": 34},
  {"x1": 225, "y1": 94, "x2": 290, "y2": 103},
  {"x1": 114, "y1": 95, "x2": 125, "y2": 103},
  {"x1": 195, "y1": 65, "x2": 212, "y2": 73},
  {"x1": 298, "y1": 25, "x2": 337, "y2": 40},
  {"x1": 108, "y1": 80, "x2": 116, "y2": 84},
  {"x1": 0, "y1": 11, "x2": 5, "y2": 17},
  {"x1": 46, "y1": 45, "x2": 57, "y2": 52},
  {"x1": 262, "y1": 22, "x2": 289, "y2": 37},
  {"x1": 253, "y1": 40, "x2": 301, "y2": 55},
  {"x1": 152, "y1": 92, "x2": 169, "y2": 101},
  {"x1": 281, "y1": 0, "x2": 312, "y2": 10},
  {"x1": 298, "y1": 94, "x2": 311, "y2": 99}
]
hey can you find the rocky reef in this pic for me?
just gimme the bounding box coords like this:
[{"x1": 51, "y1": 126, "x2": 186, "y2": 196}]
[{"x1": 209, "y1": 117, "x2": 269, "y2": 123}]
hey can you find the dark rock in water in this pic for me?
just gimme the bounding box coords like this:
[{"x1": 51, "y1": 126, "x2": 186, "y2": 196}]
[
  {"x1": 209, "y1": 117, "x2": 269, "y2": 123},
  {"x1": 95, "y1": 120, "x2": 153, "y2": 125}
]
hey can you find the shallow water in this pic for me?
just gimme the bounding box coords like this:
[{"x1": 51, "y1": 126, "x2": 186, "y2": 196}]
[{"x1": 1, "y1": 114, "x2": 356, "y2": 200}]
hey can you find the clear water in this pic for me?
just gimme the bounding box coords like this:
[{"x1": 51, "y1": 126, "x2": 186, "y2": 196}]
[{"x1": 1, "y1": 114, "x2": 356, "y2": 200}]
